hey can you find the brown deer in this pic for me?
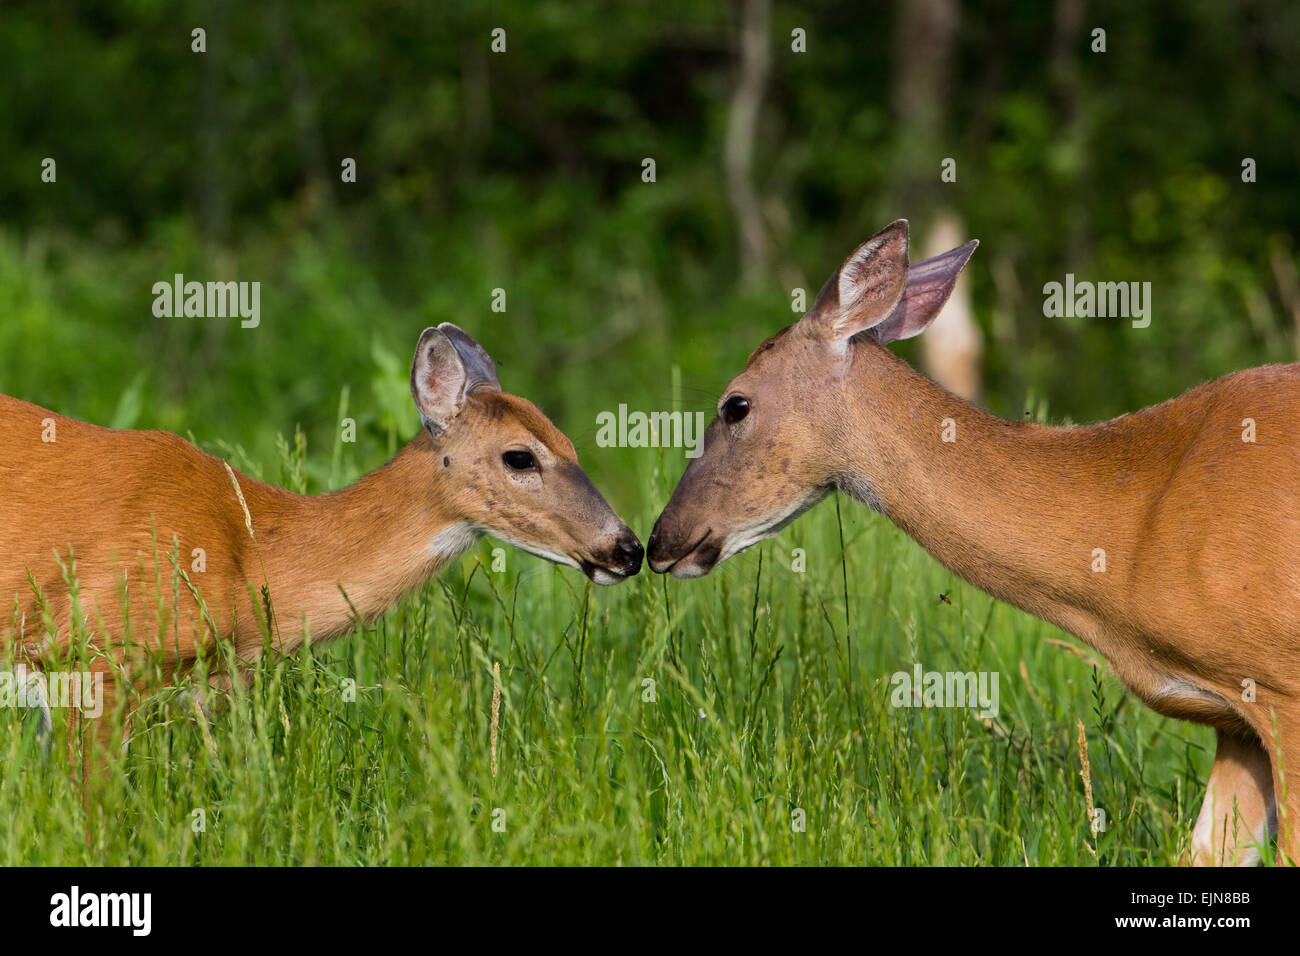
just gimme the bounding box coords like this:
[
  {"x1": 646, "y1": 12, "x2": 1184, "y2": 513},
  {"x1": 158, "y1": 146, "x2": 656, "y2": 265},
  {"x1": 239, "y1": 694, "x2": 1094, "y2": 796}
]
[
  {"x1": 648, "y1": 220, "x2": 1300, "y2": 866},
  {"x1": 1, "y1": 324, "x2": 642, "y2": 754}
]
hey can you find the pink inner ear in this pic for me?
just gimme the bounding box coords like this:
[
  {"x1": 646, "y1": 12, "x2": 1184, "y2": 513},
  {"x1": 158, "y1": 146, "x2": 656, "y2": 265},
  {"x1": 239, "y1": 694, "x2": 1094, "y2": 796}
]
[
  {"x1": 834, "y1": 226, "x2": 910, "y2": 335},
  {"x1": 411, "y1": 329, "x2": 469, "y2": 430},
  {"x1": 865, "y1": 240, "x2": 978, "y2": 345}
]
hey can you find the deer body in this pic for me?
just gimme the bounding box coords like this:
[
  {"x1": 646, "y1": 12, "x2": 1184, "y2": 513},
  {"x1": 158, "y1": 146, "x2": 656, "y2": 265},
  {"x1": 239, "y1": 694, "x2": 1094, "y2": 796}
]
[
  {"x1": 649, "y1": 220, "x2": 1300, "y2": 865},
  {"x1": 1, "y1": 394, "x2": 470, "y2": 664},
  {"x1": 837, "y1": 348, "x2": 1300, "y2": 734},
  {"x1": 1, "y1": 324, "x2": 642, "y2": 749}
]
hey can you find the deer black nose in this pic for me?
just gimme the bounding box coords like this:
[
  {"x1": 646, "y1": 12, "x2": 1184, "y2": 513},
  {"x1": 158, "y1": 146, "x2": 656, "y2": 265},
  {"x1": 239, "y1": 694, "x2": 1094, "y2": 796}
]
[{"x1": 616, "y1": 535, "x2": 644, "y2": 572}]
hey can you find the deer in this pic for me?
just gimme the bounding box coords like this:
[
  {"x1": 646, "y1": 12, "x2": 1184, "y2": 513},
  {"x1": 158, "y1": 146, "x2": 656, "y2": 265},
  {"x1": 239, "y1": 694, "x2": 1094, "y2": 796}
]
[
  {"x1": 1, "y1": 323, "x2": 643, "y2": 757},
  {"x1": 647, "y1": 220, "x2": 1300, "y2": 866}
]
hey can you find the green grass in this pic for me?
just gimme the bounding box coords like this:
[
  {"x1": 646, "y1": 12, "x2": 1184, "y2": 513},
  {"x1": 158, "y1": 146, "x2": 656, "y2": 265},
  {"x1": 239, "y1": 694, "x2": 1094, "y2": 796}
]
[{"x1": 0, "y1": 437, "x2": 1213, "y2": 866}]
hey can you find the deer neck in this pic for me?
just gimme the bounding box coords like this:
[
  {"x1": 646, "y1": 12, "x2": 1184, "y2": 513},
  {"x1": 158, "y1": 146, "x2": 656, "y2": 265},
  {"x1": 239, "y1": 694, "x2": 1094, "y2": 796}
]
[
  {"x1": 241, "y1": 430, "x2": 478, "y2": 646},
  {"x1": 834, "y1": 344, "x2": 1151, "y2": 630}
]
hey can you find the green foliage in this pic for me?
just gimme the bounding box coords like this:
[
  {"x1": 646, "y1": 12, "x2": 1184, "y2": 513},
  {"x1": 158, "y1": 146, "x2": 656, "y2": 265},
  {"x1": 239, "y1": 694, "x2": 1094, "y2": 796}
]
[{"x1": 0, "y1": 1, "x2": 1295, "y2": 438}]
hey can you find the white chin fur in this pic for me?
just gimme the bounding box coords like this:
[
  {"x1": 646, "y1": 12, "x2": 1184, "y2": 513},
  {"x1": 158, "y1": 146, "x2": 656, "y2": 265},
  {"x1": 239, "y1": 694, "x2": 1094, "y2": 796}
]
[
  {"x1": 669, "y1": 562, "x2": 709, "y2": 580},
  {"x1": 718, "y1": 534, "x2": 762, "y2": 564},
  {"x1": 428, "y1": 523, "x2": 482, "y2": 564},
  {"x1": 588, "y1": 567, "x2": 625, "y2": 586},
  {"x1": 835, "y1": 474, "x2": 884, "y2": 513}
]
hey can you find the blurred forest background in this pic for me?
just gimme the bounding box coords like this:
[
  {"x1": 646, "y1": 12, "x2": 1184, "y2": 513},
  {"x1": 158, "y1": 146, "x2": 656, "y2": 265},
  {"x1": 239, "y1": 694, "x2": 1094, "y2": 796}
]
[{"x1": 1, "y1": 0, "x2": 1298, "y2": 504}]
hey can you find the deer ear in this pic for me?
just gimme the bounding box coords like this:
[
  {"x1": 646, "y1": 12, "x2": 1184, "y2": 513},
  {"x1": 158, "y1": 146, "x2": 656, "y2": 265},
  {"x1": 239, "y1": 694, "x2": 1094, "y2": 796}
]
[
  {"x1": 410, "y1": 327, "x2": 469, "y2": 434},
  {"x1": 801, "y1": 220, "x2": 910, "y2": 344},
  {"x1": 437, "y1": 322, "x2": 500, "y2": 393},
  {"x1": 866, "y1": 240, "x2": 978, "y2": 345}
]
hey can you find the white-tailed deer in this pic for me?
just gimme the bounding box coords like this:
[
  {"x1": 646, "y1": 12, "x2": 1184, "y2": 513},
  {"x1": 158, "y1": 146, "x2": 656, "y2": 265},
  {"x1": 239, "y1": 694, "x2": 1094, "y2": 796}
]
[
  {"x1": 1, "y1": 324, "x2": 642, "y2": 753},
  {"x1": 648, "y1": 220, "x2": 1300, "y2": 866}
]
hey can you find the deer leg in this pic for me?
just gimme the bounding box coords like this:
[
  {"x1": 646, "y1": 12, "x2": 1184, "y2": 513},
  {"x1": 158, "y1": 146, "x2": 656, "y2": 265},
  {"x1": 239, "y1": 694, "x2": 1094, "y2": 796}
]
[
  {"x1": 1269, "y1": 717, "x2": 1300, "y2": 867},
  {"x1": 1190, "y1": 729, "x2": 1276, "y2": 866}
]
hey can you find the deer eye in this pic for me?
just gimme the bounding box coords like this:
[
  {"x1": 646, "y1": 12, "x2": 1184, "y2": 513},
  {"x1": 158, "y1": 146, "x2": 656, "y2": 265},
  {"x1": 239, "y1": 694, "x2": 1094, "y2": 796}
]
[
  {"x1": 502, "y1": 450, "x2": 536, "y2": 471},
  {"x1": 722, "y1": 395, "x2": 750, "y2": 425}
]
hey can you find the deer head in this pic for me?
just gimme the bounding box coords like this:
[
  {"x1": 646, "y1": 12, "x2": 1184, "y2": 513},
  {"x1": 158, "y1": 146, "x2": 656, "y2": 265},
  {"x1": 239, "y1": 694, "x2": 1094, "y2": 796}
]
[
  {"x1": 647, "y1": 220, "x2": 977, "y2": 577},
  {"x1": 412, "y1": 324, "x2": 643, "y2": 583}
]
